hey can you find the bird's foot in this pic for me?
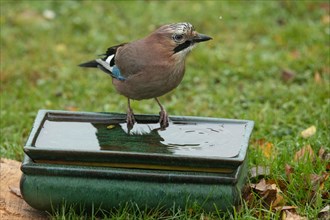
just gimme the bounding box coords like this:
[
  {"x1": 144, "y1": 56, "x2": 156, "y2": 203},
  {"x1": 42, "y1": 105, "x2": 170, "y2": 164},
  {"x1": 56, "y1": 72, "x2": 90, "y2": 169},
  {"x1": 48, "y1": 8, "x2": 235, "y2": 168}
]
[
  {"x1": 126, "y1": 108, "x2": 136, "y2": 131},
  {"x1": 159, "y1": 109, "x2": 169, "y2": 129}
]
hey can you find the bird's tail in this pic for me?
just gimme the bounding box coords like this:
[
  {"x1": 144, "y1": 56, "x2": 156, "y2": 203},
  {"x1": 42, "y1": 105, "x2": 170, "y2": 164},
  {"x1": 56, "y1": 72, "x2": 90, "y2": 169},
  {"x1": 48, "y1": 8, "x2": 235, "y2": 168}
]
[{"x1": 78, "y1": 60, "x2": 98, "y2": 68}]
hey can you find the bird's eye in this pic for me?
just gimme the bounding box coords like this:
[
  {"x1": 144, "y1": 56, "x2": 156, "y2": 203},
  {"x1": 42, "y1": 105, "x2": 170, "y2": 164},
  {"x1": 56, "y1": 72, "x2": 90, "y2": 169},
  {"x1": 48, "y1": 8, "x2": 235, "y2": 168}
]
[{"x1": 173, "y1": 34, "x2": 184, "y2": 42}]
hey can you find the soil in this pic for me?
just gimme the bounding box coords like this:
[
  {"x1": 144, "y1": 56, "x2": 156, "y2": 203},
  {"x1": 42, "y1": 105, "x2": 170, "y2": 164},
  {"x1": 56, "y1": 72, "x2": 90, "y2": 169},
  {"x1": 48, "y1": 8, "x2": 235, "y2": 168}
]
[{"x1": 0, "y1": 158, "x2": 48, "y2": 220}]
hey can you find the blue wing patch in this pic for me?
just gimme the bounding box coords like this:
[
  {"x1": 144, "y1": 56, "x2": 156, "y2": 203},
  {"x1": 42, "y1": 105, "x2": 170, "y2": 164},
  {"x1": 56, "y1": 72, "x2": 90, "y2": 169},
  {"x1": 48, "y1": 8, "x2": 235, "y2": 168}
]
[
  {"x1": 95, "y1": 59, "x2": 126, "y2": 81},
  {"x1": 111, "y1": 66, "x2": 126, "y2": 81}
]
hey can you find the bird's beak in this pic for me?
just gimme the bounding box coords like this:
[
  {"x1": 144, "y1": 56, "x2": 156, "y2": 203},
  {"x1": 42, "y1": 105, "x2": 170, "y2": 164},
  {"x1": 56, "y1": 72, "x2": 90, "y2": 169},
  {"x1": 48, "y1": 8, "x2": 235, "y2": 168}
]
[{"x1": 192, "y1": 33, "x2": 212, "y2": 43}]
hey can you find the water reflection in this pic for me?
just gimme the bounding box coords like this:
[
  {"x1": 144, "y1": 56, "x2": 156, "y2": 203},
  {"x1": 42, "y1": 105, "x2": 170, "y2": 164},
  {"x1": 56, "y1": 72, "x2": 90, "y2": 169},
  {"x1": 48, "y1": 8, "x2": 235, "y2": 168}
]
[{"x1": 35, "y1": 120, "x2": 246, "y2": 158}]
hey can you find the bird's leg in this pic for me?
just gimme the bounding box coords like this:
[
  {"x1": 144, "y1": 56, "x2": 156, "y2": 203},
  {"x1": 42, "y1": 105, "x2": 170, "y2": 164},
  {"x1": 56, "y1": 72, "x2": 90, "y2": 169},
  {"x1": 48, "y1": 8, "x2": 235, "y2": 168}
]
[
  {"x1": 155, "y1": 97, "x2": 169, "y2": 129},
  {"x1": 126, "y1": 98, "x2": 136, "y2": 130}
]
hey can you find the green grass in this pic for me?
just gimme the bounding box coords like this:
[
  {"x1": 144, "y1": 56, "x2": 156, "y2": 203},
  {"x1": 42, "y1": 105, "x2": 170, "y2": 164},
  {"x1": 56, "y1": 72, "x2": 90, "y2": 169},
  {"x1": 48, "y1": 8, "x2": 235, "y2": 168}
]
[{"x1": 1, "y1": 0, "x2": 329, "y2": 219}]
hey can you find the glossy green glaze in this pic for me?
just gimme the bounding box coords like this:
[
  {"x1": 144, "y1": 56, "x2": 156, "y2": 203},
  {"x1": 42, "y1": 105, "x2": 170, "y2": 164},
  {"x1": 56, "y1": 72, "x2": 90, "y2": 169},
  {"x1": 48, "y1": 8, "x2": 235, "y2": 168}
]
[
  {"x1": 21, "y1": 155, "x2": 248, "y2": 212},
  {"x1": 20, "y1": 110, "x2": 253, "y2": 212}
]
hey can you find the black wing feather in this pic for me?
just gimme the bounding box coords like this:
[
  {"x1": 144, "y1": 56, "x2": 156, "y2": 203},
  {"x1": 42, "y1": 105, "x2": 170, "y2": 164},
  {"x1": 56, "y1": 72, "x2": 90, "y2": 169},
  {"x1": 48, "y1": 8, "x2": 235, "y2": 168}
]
[
  {"x1": 103, "y1": 43, "x2": 127, "y2": 57},
  {"x1": 79, "y1": 43, "x2": 127, "y2": 68},
  {"x1": 78, "y1": 60, "x2": 99, "y2": 68}
]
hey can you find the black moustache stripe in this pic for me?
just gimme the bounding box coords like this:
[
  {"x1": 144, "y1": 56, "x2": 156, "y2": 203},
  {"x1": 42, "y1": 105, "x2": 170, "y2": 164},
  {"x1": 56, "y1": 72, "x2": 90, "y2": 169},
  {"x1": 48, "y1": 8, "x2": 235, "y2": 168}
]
[{"x1": 173, "y1": 41, "x2": 192, "y2": 53}]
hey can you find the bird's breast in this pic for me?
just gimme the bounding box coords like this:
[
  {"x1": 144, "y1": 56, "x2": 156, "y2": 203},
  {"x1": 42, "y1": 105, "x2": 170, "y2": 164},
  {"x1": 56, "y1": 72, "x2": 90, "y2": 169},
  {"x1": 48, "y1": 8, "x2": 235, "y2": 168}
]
[{"x1": 112, "y1": 60, "x2": 185, "y2": 100}]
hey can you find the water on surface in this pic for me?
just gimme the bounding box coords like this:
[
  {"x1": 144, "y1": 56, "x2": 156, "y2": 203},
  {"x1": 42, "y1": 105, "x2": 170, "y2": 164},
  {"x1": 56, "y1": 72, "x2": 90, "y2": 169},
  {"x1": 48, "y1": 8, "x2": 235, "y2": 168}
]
[{"x1": 34, "y1": 120, "x2": 247, "y2": 158}]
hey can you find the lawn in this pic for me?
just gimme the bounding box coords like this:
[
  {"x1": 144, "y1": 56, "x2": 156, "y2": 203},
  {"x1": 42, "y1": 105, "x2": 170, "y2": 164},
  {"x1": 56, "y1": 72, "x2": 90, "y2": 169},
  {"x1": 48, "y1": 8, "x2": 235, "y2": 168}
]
[{"x1": 1, "y1": 1, "x2": 329, "y2": 219}]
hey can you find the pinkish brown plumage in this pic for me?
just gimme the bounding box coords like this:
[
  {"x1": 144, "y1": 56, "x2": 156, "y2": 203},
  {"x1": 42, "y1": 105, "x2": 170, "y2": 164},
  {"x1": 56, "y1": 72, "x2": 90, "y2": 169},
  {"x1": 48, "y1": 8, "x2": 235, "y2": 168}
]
[{"x1": 79, "y1": 22, "x2": 211, "y2": 129}]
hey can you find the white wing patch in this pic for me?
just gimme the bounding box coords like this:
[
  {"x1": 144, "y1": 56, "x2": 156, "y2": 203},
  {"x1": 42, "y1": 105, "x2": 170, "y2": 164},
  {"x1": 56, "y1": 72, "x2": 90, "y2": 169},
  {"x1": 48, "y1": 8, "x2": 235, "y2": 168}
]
[
  {"x1": 105, "y1": 54, "x2": 115, "y2": 71},
  {"x1": 105, "y1": 54, "x2": 114, "y2": 64}
]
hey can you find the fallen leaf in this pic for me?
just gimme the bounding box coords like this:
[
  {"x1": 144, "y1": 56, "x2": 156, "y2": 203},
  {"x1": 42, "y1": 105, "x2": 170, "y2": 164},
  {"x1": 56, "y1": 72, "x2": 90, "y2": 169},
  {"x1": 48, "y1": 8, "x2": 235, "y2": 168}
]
[
  {"x1": 9, "y1": 186, "x2": 22, "y2": 198},
  {"x1": 319, "y1": 2, "x2": 330, "y2": 11},
  {"x1": 294, "y1": 145, "x2": 315, "y2": 162},
  {"x1": 318, "y1": 147, "x2": 330, "y2": 161},
  {"x1": 310, "y1": 172, "x2": 329, "y2": 191},
  {"x1": 318, "y1": 205, "x2": 329, "y2": 219},
  {"x1": 285, "y1": 164, "x2": 294, "y2": 181},
  {"x1": 266, "y1": 178, "x2": 287, "y2": 192},
  {"x1": 322, "y1": 190, "x2": 329, "y2": 200},
  {"x1": 251, "y1": 178, "x2": 268, "y2": 191},
  {"x1": 252, "y1": 139, "x2": 274, "y2": 158},
  {"x1": 65, "y1": 106, "x2": 79, "y2": 111},
  {"x1": 275, "y1": 205, "x2": 297, "y2": 212},
  {"x1": 310, "y1": 173, "x2": 328, "y2": 186},
  {"x1": 260, "y1": 142, "x2": 273, "y2": 159},
  {"x1": 300, "y1": 125, "x2": 316, "y2": 138},
  {"x1": 314, "y1": 72, "x2": 322, "y2": 84},
  {"x1": 318, "y1": 147, "x2": 326, "y2": 159},
  {"x1": 107, "y1": 125, "x2": 115, "y2": 129},
  {"x1": 303, "y1": 172, "x2": 330, "y2": 204},
  {"x1": 17, "y1": 9, "x2": 43, "y2": 23},
  {"x1": 283, "y1": 210, "x2": 307, "y2": 220},
  {"x1": 285, "y1": 164, "x2": 293, "y2": 174},
  {"x1": 289, "y1": 50, "x2": 300, "y2": 59},
  {"x1": 250, "y1": 179, "x2": 284, "y2": 208},
  {"x1": 272, "y1": 191, "x2": 284, "y2": 207},
  {"x1": 55, "y1": 43, "x2": 67, "y2": 53},
  {"x1": 322, "y1": 14, "x2": 330, "y2": 24},
  {"x1": 242, "y1": 184, "x2": 254, "y2": 204},
  {"x1": 281, "y1": 69, "x2": 296, "y2": 82}
]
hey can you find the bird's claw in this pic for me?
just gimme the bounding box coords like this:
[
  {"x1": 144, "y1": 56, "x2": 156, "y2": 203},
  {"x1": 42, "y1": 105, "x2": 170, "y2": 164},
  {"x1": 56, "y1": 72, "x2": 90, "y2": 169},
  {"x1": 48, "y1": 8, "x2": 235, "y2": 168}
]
[{"x1": 159, "y1": 109, "x2": 169, "y2": 129}]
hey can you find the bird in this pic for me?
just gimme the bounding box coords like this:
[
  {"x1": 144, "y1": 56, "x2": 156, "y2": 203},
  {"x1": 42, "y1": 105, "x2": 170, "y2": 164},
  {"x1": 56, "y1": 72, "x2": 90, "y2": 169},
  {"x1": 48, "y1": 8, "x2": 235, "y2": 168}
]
[{"x1": 79, "y1": 22, "x2": 212, "y2": 130}]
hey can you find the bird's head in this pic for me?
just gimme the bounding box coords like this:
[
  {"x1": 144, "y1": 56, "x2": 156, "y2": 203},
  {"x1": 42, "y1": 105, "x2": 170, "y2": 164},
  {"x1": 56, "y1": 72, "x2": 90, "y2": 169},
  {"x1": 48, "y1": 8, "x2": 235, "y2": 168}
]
[{"x1": 154, "y1": 22, "x2": 212, "y2": 56}]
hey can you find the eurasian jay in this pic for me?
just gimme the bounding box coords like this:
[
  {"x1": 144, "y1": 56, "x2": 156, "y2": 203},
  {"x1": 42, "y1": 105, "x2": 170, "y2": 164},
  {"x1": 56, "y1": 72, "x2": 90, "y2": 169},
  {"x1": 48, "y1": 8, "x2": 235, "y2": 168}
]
[{"x1": 79, "y1": 22, "x2": 212, "y2": 129}]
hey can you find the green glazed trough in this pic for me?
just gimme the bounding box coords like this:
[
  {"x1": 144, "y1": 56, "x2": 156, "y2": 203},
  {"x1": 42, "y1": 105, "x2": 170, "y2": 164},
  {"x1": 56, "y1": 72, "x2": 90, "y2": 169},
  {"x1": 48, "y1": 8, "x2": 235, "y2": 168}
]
[{"x1": 21, "y1": 110, "x2": 254, "y2": 212}]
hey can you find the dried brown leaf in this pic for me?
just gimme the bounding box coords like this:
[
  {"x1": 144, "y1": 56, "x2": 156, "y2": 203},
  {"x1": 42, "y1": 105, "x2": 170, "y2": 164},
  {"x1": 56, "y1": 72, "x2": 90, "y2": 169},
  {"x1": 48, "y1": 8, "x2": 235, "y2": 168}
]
[
  {"x1": 310, "y1": 172, "x2": 329, "y2": 191},
  {"x1": 302, "y1": 172, "x2": 330, "y2": 204},
  {"x1": 318, "y1": 205, "x2": 330, "y2": 219},
  {"x1": 318, "y1": 147, "x2": 326, "y2": 158},
  {"x1": 322, "y1": 15, "x2": 330, "y2": 24},
  {"x1": 275, "y1": 205, "x2": 297, "y2": 212},
  {"x1": 283, "y1": 210, "x2": 307, "y2": 220},
  {"x1": 300, "y1": 126, "x2": 316, "y2": 138},
  {"x1": 54, "y1": 43, "x2": 67, "y2": 53},
  {"x1": 250, "y1": 179, "x2": 284, "y2": 208},
  {"x1": 285, "y1": 164, "x2": 294, "y2": 181},
  {"x1": 242, "y1": 184, "x2": 255, "y2": 208},
  {"x1": 65, "y1": 106, "x2": 79, "y2": 111},
  {"x1": 314, "y1": 72, "x2": 322, "y2": 84},
  {"x1": 266, "y1": 179, "x2": 287, "y2": 192},
  {"x1": 322, "y1": 190, "x2": 329, "y2": 200},
  {"x1": 319, "y1": 2, "x2": 330, "y2": 11},
  {"x1": 318, "y1": 147, "x2": 330, "y2": 161},
  {"x1": 310, "y1": 173, "x2": 329, "y2": 186},
  {"x1": 260, "y1": 142, "x2": 273, "y2": 159},
  {"x1": 289, "y1": 50, "x2": 300, "y2": 59},
  {"x1": 260, "y1": 187, "x2": 277, "y2": 207},
  {"x1": 294, "y1": 145, "x2": 315, "y2": 162},
  {"x1": 282, "y1": 69, "x2": 296, "y2": 82},
  {"x1": 251, "y1": 178, "x2": 268, "y2": 191},
  {"x1": 272, "y1": 191, "x2": 284, "y2": 207},
  {"x1": 251, "y1": 138, "x2": 266, "y2": 148},
  {"x1": 252, "y1": 139, "x2": 275, "y2": 158}
]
